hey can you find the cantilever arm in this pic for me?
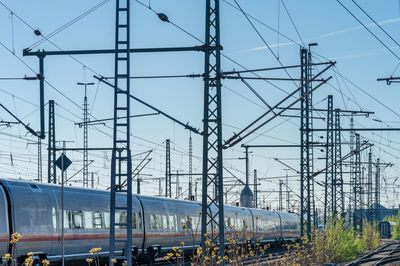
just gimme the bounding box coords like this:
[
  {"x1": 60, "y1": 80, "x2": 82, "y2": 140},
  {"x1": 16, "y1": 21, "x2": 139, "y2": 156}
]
[{"x1": 94, "y1": 75, "x2": 202, "y2": 136}]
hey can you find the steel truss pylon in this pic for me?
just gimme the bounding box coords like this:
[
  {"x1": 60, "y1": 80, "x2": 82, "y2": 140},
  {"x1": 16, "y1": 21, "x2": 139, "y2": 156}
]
[
  {"x1": 48, "y1": 100, "x2": 56, "y2": 184},
  {"x1": 201, "y1": 0, "x2": 224, "y2": 259},
  {"x1": 367, "y1": 150, "x2": 372, "y2": 221},
  {"x1": 300, "y1": 47, "x2": 315, "y2": 237},
  {"x1": 78, "y1": 82, "x2": 94, "y2": 187},
  {"x1": 109, "y1": 0, "x2": 133, "y2": 264},
  {"x1": 165, "y1": 139, "x2": 171, "y2": 198},
  {"x1": 189, "y1": 136, "x2": 193, "y2": 200},
  {"x1": 334, "y1": 109, "x2": 344, "y2": 216},
  {"x1": 349, "y1": 115, "x2": 355, "y2": 224},
  {"x1": 375, "y1": 158, "x2": 380, "y2": 223},
  {"x1": 353, "y1": 133, "x2": 363, "y2": 232},
  {"x1": 324, "y1": 95, "x2": 334, "y2": 224}
]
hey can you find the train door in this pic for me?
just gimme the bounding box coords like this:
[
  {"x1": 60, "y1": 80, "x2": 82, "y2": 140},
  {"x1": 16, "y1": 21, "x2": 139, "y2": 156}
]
[
  {"x1": 0, "y1": 184, "x2": 9, "y2": 256},
  {"x1": 49, "y1": 190, "x2": 60, "y2": 256},
  {"x1": 132, "y1": 196, "x2": 144, "y2": 252}
]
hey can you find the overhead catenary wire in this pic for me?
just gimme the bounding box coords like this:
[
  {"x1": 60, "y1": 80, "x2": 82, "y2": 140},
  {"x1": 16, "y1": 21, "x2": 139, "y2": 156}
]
[
  {"x1": 27, "y1": 0, "x2": 112, "y2": 50},
  {"x1": 336, "y1": 0, "x2": 400, "y2": 61}
]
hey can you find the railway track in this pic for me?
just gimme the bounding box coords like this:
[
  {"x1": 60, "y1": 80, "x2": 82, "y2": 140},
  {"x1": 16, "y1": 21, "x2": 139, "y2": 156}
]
[{"x1": 346, "y1": 241, "x2": 400, "y2": 266}]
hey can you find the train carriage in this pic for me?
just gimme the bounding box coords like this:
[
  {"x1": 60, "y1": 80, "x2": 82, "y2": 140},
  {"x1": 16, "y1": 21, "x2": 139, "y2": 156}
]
[{"x1": 0, "y1": 178, "x2": 300, "y2": 264}]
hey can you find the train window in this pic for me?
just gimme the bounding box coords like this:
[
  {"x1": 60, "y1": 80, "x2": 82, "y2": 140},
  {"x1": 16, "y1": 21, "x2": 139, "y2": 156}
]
[
  {"x1": 186, "y1": 217, "x2": 192, "y2": 230},
  {"x1": 52, "y1": 207, "x2": 57, "y2": 231},
  {"x1": 192, "y1": 216, "x2": 199, "y2": 230},
  {"x1": 168, "y1": 215, "x2": 175, "y2": 230},
  {"x1": 84, "y1": 212, "x2": 93, "y2": 229},
  {"x1": 150, "y1": 214, "x2": 157, "y2": 230},
  {"x1": 117, "y1": 212, "x2": 127, "y2": 229},
  {"x1": 161, "y1": 215, "x2": 168, "y2": 230},
  {"x1": 179, "y1": 217, "x2": 186, "y2": 231},
  {"x1": 93, "y1": 212, "x2": 103, "y2": 229},
  {"x1": 156, "y1": 214, "x2": 162, "y2": 230},
  {"x1": 138, "y1": 212, "x2": 143, "y2": 229},
  {"x1": 132, "y1": 213, "x2": 137, "y2": 229},
  {"x1": 63, "y1": 210, "x2": 70, "y2": 229},
  {"x1": 72, "y1": 211, "x2": 83, "y2": 229},
  {"x1": 104, "y1": 212, "x2": 110, "y2": 229}
]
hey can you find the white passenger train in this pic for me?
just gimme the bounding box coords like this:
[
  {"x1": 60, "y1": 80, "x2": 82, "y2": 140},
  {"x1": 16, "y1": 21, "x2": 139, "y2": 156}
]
[{"x1": 0, "y1": 178, "x2": 300, "y2": 264}]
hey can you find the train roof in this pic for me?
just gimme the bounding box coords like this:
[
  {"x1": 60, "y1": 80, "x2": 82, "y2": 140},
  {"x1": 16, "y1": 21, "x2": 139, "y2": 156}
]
[{"x1": 0, "y1": 178, "x2": 299, "y2": 217}]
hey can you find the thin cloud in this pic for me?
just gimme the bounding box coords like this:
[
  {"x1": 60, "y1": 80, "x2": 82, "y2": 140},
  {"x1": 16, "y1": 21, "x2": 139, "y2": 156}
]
[{"x1": 244, "y1": 17, "x2": 400, "y2": 52}]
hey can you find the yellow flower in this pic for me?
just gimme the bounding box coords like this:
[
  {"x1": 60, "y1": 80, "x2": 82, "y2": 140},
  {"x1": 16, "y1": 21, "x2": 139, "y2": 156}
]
[
  {"x1": 180, "y1": 241, "x2": 184, "y2": 246},
  {"x1": 27, "y1": 252, "x2": 33, "y2": 257},
  {"x1": 89, "y1": 247, "x2": 102, "y2": 255},
  {"x1": 3, "y1": 253, "x2": 11, "y2": 261},
  {"x1": 24, "y1": 257, "x2": 33, "y2": 266},
  {"x1": 86, "y1": 258, "x2": 93, "y2": 263},
  {"x1": 122, "y1": 260, "x2": 128, "y2": 266},
  {"x1": 111, "y1": 258, "x2": 117, "y2": 264},
  {"x1": 42, "y1": 259, "x2": 50, "y2": 266}
]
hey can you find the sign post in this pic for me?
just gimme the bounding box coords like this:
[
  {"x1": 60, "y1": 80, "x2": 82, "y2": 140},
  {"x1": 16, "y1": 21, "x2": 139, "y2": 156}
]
[{"x1": 55, "y1": 153, "x2": 72, "y2": 266}]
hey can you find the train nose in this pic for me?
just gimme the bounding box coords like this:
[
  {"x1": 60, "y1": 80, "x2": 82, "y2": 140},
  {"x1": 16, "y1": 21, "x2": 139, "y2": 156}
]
[{"x1": 0, "y1": 185, "x2": 9, "y2": 255}]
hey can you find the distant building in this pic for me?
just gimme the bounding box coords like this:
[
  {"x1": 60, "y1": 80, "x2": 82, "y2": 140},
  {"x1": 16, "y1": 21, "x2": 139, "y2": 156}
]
[{"x1": 240, "y1": 185, "x2": 253, "y2": 208}]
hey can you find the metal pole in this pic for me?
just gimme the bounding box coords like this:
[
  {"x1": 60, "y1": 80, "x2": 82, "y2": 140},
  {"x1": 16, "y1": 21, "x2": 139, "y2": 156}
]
[
  {"x1": 137, "y1": 175, "x2": 140, "y2": 194},
  {"x1": 245, "y1": 146, "x2": 249, "y2": 186},
  {"x1": 334, "y1": 109, "x2": 344, "y2": 217},
  {"x1": 61, "y1": 153, "x2": 65, "y2": 266},
  {"x1": 279, "y1": 180, "x2": 283, "y2": 212},
  {"x1": 375, "y1": 159, "x2": 380, "y2": 224},
  {"x1": 176, "y1": 170, "x2": 179, "y2": 199},
  {"x1": 254, "y1": 169, "x2": 258, "y2": 208},
  {"x1": 38, "y1": 137, "x2": 42, "y2": 182},
  {"x1": 324, "y1": 95, "x2": 334, "y2": 223},
  {"x1": 286, "y1": 169, "x2": 290, "y2": 211},
  {"x1": 38, "y1": 55, "x2": 45, "y2": 139},
  {"x1": 91, "y1": 172, "x2": 94, "y2": 188}
]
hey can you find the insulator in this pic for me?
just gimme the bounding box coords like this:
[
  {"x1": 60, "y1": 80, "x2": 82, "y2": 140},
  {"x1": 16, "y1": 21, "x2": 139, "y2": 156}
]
[
  {"x1": 34, "y1": 29, "x2": 41, "y2": 36},
  {"x1": 157, "y1": 13, "x2": 169, "y2": 22}
]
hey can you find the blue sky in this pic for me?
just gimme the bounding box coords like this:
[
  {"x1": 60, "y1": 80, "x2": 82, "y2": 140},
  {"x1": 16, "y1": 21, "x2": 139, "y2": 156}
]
[{"x1": 1, "y1": 0, "x2": 400, "y2": 212}]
